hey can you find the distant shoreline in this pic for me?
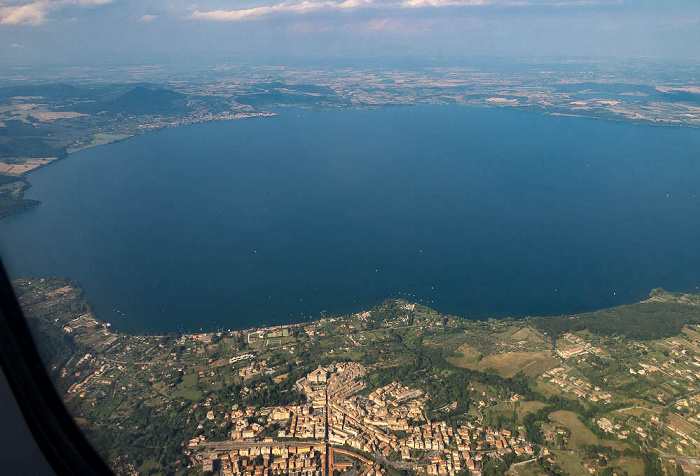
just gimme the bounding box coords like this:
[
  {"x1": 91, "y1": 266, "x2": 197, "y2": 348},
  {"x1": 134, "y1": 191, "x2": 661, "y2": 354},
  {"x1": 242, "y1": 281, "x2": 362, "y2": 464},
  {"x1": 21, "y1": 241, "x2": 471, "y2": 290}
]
[
  {"x1": 0, "y1": 111, "x2": 278, "y2": 221},
  {"x1": 2, "y1": 100, "x2": 697, "y2": 223}
]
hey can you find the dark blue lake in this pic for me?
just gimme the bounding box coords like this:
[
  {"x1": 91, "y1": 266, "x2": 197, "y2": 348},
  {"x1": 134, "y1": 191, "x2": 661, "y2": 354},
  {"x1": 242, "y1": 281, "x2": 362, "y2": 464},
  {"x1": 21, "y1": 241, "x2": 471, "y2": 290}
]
[{"x1": 2, "y1": 106, "x2": 700, "y2": 333}]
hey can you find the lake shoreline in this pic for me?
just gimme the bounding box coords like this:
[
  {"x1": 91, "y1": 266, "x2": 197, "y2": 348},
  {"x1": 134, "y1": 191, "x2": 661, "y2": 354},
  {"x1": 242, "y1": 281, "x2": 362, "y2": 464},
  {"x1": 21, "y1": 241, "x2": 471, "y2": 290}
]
[
  {"x1": 2, "y1": 105, "x2": 699, "y2": 333},
  {"x1": 1, "y1": 102, "x2": 695, "y2": 224}
]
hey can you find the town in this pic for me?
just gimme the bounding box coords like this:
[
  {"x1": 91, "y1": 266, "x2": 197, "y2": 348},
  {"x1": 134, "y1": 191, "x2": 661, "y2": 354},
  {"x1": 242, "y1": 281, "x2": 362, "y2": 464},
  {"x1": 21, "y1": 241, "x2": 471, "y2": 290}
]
[
  {"x1": 189, "y1": 363, "x2": 535, "y2": 476},
  {"x1": 11, "y1": 277, "x2": 700, "y2": 476}
]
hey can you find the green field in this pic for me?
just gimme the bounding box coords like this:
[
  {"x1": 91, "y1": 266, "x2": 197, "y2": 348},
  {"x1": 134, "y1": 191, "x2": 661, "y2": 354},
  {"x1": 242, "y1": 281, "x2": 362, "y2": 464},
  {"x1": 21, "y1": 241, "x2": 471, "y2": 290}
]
[
  {"x1": 447, "y1": 344, "x2": 483, "y2": 368},
  {"x1": 137, "y1": 458, "x2": 160, "y2": 474},
  {"x1": 615, "y1": 456, "x2": 645, "y2": 476},
  {"x1": 67, "y1": 133, "x2": 131, "y2": 154},
  {"x1": 172, "y1": 373, "x2": 202, "y2": 401},
  {"x1": 515, "y1": 401, "x2": 548, "y2": 422},
  {"x1": 508, "y1": 460, "x2": 545, "y2": 476},
  {"x1": 550, "y1": 450, "x2": 590, "y2": 476},
  {"x1": 532, "y1": 380, "x2": 564, "y2": 398},
  {"x1": 549, "y1": 411, "x2": 627, "y2": 451}
]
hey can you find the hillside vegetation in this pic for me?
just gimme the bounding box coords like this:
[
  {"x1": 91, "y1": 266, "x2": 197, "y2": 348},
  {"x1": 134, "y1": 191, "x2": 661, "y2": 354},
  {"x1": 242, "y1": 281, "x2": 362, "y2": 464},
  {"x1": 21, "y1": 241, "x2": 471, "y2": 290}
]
[{"x1": 534, "y1": 290, "x2": 700, "y2": 340}]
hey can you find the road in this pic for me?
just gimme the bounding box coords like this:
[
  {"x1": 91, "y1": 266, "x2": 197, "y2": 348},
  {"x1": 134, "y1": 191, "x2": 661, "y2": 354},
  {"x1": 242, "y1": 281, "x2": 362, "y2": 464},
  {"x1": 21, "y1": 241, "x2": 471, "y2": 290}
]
[
  {"x1": 193, "y1": 440, "x2": 324, "y2": 450},
  {"x1": 509, "y1": 457, "x2": 538, "y2": 476},
  {"x1": 655, "y1": 451, "x2": 700, "y2": 466},
  {"x1": 664, "y1": 388, "x2": 700, "y2": 410}
]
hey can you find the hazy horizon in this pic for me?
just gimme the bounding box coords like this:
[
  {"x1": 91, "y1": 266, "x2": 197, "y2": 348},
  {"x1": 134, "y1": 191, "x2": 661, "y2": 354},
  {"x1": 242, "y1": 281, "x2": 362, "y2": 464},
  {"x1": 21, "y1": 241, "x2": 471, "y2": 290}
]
[{"x1": 1, "y1": 0, "x2": 698, "y2": 67}]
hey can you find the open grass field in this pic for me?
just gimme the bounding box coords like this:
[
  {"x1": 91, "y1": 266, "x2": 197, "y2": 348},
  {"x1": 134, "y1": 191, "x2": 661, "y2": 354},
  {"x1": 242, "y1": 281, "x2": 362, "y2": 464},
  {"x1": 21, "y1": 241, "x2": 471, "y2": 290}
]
[
  {"x1": 615, "y1": 457, "x2": 645, "y2": 476},
  {"x1": 266, "y1": 335, "x2": 296, "y2": 346},
  {"x1": 492, "y1": 326, "x2": 524, "y2": 341},
  {"x1": 423, "y1": 331, "x2": 477, "y2": 354},
  {"x1": 667, "y1": 412, "x2": 700, "y2": 436},
  {"x1": 508, "y1": 460, "x2": 546, "y2": 476},
  {"x1": 138, "y1": 458, "x2": 160, "y2": 474},
  {"x1": 273, "y1": 372, "x2": 289, "y2": 384},
  {"x1": 449, "y1": 345, "x2": 559, "y2": 378},
  {"x1": 480, "y1": 351, "x2": 560, "y2": 378},
  {"x1": 549, "y1": 411, "x2": 627, "y2": 451},
  {"x1": 618, "y1": 398, "x2": 664, "y2": 412},
  {"x1": 172, "y1": 373, "x2": 202, "y2": 401},
  {"x1": 516, "y1": 401, "x2": 548, "y2": 422},
  {"x1": 550, "y1": 450, "x2": 589, "y2": 476},
  {"x1": 485, "y1": 401, "x2": 517, "y2": 422},
  {"x1": 68, "y1": 133, "x2": 131, "y2": 154},
  {"x1": 447, "y1": 344, "x2": 483, "y2": 368},
  {"x1": 533, "y1": 380, "x2": 564, "y2": 398},
  {"x1": 497, "y1": 326, "x2": 549, "y2": 346},
  {"x1": 682, "y1": 325, "x2": 700, "y2": 342},
  {"x1": 521, "y1": 451, "x2": 643, "y2": 476}
]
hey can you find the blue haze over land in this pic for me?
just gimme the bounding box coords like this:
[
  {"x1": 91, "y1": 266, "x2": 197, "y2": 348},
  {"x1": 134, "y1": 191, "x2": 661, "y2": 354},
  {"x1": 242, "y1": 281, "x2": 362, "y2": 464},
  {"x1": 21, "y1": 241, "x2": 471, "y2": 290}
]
[{"x1": 1, "y1": 106, "x2": 700, "y2": 333}]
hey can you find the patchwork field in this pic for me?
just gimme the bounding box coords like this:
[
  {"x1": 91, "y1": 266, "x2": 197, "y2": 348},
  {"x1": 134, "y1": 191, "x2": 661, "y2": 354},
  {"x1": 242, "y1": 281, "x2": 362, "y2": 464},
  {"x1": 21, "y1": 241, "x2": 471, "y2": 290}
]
[
  {"x1": 667, "y1": 412, "x2": 700, "y2": 437},
  {"x1": 0, "y1": 157, "x2": 58, "y2": 174},
  {"x1": 450, "y1": 345, "x2": 559, "y2": 378},
  {"x1": 549, "y1": 411, "x2": 627, "y2": 451}
]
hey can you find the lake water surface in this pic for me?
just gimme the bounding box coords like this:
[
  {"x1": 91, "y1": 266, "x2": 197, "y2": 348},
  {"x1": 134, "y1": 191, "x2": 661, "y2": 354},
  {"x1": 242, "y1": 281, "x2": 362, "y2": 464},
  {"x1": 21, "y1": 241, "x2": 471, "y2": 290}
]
[{"x1": 2, "y1": 106, "x2": 700, "y2": 333}]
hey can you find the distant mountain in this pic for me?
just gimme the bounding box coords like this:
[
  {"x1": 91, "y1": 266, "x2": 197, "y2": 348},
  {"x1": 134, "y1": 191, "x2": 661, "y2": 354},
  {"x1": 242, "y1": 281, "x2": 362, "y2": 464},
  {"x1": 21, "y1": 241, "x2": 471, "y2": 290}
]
[
  {"x1": 74, "y1": 86, "x2": 188, "y2": 115},
  {"x1": 0, "y1": 82, "x2": 190, "y2": 116}
]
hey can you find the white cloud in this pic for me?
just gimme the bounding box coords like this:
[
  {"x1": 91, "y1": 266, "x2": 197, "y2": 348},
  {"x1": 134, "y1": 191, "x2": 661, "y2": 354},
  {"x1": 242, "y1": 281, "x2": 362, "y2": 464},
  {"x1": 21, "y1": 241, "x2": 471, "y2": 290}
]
[
  {"x1": 0, "y1": 0, "x2": 113, "y2": 26},
  {"x1": 0, "y1": 1, "x2": 50, "y2": 25},
  {"x1": 189, "y1": 0, "x2": 546, "y2": 22},
  {"x1": 549, "y1": 0, "x2": 599, "y2": 6},
  {"x1": 191, "y1": 0, "x2": 373, "y2": 22},
  {"x1": 74, "y1": 0, "x2": 113, "y2": 5},
  {"x1": 401, "y1": 0, "x2": 489, "y2": 8},
  {"x1": 187, "y1": 0, "x2": 625, "y2": 22},
  {"x1": 138, "y1": 14, "x2": 158, "y2": 22}
]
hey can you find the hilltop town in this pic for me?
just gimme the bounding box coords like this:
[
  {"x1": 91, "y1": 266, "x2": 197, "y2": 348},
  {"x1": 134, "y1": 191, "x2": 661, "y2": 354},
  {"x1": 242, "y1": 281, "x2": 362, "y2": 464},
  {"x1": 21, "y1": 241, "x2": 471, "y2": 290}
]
[
  {"x1": 13, "y1": 277, "x2": 700, "y2": 476},
  {"x1": 190, "y1": 363, "x2": 536, "y2": 476}
]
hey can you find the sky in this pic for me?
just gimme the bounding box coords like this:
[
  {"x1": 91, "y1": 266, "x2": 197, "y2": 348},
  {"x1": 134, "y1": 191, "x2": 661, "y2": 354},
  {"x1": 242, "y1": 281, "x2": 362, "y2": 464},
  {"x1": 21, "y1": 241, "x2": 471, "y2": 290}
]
[{"x1": 0, "y1": 0, "x2": 698, "y2": 65}]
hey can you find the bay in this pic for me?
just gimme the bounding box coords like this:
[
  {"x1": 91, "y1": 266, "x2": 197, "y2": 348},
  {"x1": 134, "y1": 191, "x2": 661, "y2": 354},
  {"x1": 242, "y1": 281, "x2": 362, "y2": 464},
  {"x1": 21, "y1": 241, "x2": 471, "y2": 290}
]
[{"x1": 1, "y1": 106, "x2": 699, "y2": 333}]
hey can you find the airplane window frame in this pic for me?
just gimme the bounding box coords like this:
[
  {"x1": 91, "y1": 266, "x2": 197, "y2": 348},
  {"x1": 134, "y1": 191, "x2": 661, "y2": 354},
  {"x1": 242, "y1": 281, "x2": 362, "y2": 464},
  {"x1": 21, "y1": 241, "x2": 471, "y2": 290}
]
[{"x1": 0, "y1": 256, "x2": 113, "y2": 476}]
